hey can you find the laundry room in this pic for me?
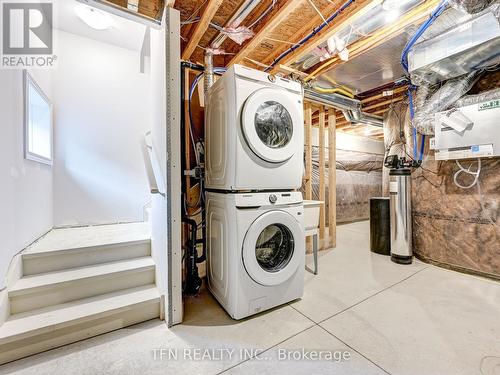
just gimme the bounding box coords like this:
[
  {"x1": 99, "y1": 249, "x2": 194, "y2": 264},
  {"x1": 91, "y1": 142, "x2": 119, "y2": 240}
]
[{"x1": 0, "y1": 0, "x2": 499, "y2": 374}]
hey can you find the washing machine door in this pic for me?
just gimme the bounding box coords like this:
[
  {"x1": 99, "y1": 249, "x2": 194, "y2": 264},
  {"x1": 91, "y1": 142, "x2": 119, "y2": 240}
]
[
  {"x1": 242, "y1": 210, "x2": 303, "y2": 286},
  {"x1": 241, "y1": 88, "x2": 302, "y2": 163}
]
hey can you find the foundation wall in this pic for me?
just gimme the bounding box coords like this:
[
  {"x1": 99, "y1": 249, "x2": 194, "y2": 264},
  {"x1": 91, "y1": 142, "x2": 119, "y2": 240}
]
[{"x1": 412, "y1": 158, "x2": 500, "y2": 280}]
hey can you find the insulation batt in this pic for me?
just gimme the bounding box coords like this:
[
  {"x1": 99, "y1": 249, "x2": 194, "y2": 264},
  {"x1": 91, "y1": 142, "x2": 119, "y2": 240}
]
[{"x1": 301, "y1": 148, "x2": 383, "y2": 223}]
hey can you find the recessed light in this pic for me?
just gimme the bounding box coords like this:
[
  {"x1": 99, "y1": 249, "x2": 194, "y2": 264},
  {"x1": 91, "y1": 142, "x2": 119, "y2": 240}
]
[{"x1": 75, "y1": 4, "x2": 113, "y2": 30}]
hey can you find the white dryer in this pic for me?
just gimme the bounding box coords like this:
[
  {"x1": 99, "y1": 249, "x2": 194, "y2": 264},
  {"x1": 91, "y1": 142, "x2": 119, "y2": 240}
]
[
  {"x1": 205, "y1": 64, "x2": 304, "y2": 191},
  {"x1": 206, "y1": 191, "x2": 305, "y2": 320}
]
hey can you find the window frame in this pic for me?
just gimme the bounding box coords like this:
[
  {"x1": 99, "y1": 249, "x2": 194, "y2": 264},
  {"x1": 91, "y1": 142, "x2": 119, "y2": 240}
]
[{"x1": 24, "y1": 70, "x2": 53, "y2": 165}]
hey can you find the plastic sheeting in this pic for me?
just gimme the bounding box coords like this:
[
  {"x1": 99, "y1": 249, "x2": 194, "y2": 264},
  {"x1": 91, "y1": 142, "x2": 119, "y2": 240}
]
[
  {"x1": 449, "y1": 0, "x2": 496, "y2": 14},
  {"x1": 413, "y1": 71, "x2": 480, "y2": 135},
  {"x1": 455, "y1": 87, "x2": 500, "y2": 107},
  {"x1": 303, "y1": 148, "x2": 383, "y2": 223},
  {"x1": 383, "y1": 102, "x2": 413, "y2": 196}
]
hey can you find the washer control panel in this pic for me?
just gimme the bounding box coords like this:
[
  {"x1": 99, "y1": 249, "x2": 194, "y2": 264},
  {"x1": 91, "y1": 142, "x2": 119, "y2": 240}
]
[{"x1": 235, "y1": 192, "x2": 303, "y2": 207}]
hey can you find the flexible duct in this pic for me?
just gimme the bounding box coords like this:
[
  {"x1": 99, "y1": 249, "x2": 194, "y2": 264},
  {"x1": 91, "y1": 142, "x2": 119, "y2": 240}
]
[
  {"x1": 304, "y1": 89, "x2": 384, "y2": 127},
  {"x1": 204, "y1": 51, "x2": 214, "y2": 94}
]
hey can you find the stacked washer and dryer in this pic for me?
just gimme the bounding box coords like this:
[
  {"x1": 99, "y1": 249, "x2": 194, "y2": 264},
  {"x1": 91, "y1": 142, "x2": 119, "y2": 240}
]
[{"x1": 204, "y1": 65, "x2": 306, "y2": 319}]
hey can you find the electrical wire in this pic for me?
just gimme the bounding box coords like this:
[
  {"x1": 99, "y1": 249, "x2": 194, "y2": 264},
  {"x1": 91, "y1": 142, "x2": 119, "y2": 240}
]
[
  {"x1": 311, "y1": 84, "x2": 355, "y2": 98},
  {"x1": 453, "y1": 159, "x2": 481, "y2": 189},
  {"x1": 265, "y1": 0, "x2": 355, "y2": 72},
  {"x1": 400, "y1": 0, "x2": 449, "y2": 73},
  {"x1": 187, "y1": 67, "x2": 227, "y2": 166},
  {"x1": 248, "y1": 0, "x2": 277, "y2": 29},
  {"x1": 452, "y1": 158, "x2": 496, "y2": 226}
]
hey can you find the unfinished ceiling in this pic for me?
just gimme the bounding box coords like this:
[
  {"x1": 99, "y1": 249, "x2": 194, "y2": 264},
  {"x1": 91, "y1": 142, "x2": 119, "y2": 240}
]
[
  {"x1": 106, "y1": 0, "x2": 166, "y2": 20},
  {"x1": 99, "y1": 0, "x2": 443, "y2": 139},
  {"x1": 170, "y1": 0, "x2": 446, "y2": 140}
]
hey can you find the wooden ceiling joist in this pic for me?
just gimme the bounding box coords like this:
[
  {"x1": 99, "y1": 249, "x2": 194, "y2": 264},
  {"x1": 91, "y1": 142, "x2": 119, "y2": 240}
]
[
  {"x1": 269, "y1": 0, "x2": 380, "y2": 73},
  {"x1": 306, "y1": 0, "x2": 441, "y2": 79},
  {"x1": 228, "y1": 0, "x2": 303, "y2": 66},
  {"x1": 181, "y1": 0, "x2": 224, "y2": 60},
  {"x1": 363, "y1": 96, "x2": 404, "y2": 111},
  {"x1": 260, "y1": 0, "x2": 344, "y2": 66},
  {"x1": 361, "y1": 86, "x2": 408, "y2": 104}
]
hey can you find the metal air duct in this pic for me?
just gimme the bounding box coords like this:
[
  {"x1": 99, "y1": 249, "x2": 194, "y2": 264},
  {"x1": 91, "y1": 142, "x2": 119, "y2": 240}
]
[{"x1": 304, "y1": 89, "x2": 384, "y2": 127}]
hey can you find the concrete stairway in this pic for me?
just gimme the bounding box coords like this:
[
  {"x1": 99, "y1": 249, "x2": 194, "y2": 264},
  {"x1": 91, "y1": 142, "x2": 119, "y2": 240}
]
[{"x1": 0, "y1": 223, "x2": 161, "y2": 365}]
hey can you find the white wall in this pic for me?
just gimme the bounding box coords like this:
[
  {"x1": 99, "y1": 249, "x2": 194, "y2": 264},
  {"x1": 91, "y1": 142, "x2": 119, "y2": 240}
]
[
  {"x1": 0, "y1": 69, "x2": 53, "y2": 289},
  {"x1": 52, "y1": 30, "x2": 151, "y2": 226}
]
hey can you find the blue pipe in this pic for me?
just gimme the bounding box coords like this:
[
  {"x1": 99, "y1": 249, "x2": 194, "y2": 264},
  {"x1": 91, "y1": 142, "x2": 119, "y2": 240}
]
[
  {"x1": 402, "y1": 0, "x2": 449, "y2": 162},
  {"x1": 419, "y1": 134, "x2": 426, "y2": 161},
  {"x1": 265, "y1": 0, "x2": 355, "y2": 71},
  {"x1": 401, "y1": 0, "x2": 449, "y2": 73}
]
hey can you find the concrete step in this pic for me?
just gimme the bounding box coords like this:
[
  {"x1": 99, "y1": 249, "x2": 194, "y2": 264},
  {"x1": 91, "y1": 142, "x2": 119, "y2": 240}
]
[
  {"x1": 9, "y1": 257, "x2": 155, "y2": 314},
  {"x1": 22, "y1": 223, "x2": 151, "y2": 275},
  {"x1": 0, "y1": 285, "x2": 160, "y2": 365}
]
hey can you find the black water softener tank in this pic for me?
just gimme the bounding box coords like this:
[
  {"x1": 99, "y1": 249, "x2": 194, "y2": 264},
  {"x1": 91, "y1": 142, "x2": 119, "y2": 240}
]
[{"x1": 369, "y1": 197, "x2": 391, "y2": 256}]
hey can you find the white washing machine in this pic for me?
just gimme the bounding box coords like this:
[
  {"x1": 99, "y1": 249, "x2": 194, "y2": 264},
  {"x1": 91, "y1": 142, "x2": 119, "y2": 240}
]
[
  {"x1": 205, "y1": 64, "x2": 304, "y2": 191},
  {"x1": 206, "y1": 191, "x2": 305, "y2": 320}
]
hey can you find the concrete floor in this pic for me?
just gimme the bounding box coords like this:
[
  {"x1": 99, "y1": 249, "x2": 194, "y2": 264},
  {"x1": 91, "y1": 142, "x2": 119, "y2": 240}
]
[{"x1": 1, "y1": 221, "x2": 499, "y2": 375}]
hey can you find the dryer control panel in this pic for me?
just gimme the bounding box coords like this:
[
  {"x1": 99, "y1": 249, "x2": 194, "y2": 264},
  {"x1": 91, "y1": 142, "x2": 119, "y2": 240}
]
[
  {"x1": 233, "y1": 64, "x2": 302, "y2": 94},
  {"x1": 234, "y1": 192, "x2": 303, "y2": 208}
]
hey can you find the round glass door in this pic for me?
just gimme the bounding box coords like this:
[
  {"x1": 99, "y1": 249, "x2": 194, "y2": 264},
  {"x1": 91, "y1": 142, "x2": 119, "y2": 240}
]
[
  {"x1": 254, "y1": 102, "x2": 293, "y2": 149},
  {"x1": 255, "y1": 224, "x2": 294, "y2": 273},
  {"x1": 241, "y1": 88, "x2": 302, "y2": 163},
  {"x1": 243, "y1": 210, "x2": 303, "y2": 286}
]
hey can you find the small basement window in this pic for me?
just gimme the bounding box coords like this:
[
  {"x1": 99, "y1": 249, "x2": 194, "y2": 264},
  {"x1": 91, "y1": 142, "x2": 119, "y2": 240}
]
[{"x1": 24, "y1": 71, "x2": 52, "y2": 165}]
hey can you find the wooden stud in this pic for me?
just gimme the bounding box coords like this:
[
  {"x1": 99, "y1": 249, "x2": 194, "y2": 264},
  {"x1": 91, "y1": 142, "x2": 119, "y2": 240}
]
[
  {"x1": 181, "y1": 0, "x2": 224, "y2": 60},
  {"x1": 270, "y1": 0, "x2": 379, "y2": 73},
  {"x1": 229, "y1": 0, "x2": 302, "y2": 66},
  {"x1": 184, "y1": 69, "x2": 191, "y2": 193},
  {"x1": 318, "y1": 106, "x2": 326, "y2": 249},
  {"x1": 328, "y1": 108, "x2": 336, "y2": 248}
]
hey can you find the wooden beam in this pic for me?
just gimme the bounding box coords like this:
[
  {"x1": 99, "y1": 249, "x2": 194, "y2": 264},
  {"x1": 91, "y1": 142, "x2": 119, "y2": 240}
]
[
  {"x1": 327, "y1": 108, "x2": 336, "y2": 248},
  {"x1": 368, "y1": 108, "x2": 389, "y2": 116},
  {"x1": 270, "y1": 0, "x2": 380, "y2": 73},
  {"x1": 306, "y1": 0, "x2": 440, "y2": 79},
  {"x1": 229, "y1": 0, "x2": 303, "y2": 66},
  {"x1": 262, "y1": 0, "x2": 346, "y2": 66},
  {"x1": 361, "y1": 86, "x2": 408, "y2": 104},
  {"x1": 363, "y1": 96, "x2": 404, "y2": 111},
  {"x1": 318, "y1": 106, "x2": 326, "y2": 249},
  {"x1": 181, "y1": 0, "x2": 224, "y2": 60}
]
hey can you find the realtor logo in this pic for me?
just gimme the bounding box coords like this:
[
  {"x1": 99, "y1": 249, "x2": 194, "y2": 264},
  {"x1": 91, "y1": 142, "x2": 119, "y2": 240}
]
[
  {"x1": 1, "y1": 1, "x2": 56, "y2": 68},
  {"x1": 2, "y1": 2, "x2": 53, "y2": 54}
]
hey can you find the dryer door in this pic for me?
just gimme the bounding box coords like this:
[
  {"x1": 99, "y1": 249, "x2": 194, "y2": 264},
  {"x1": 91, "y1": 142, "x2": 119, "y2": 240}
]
[
  {"x1": 241, "y1": 88, "x2": 302, "y2": 163},
  {"x1": 242, "y1": 210, "x2": 303, "y2": 286}
]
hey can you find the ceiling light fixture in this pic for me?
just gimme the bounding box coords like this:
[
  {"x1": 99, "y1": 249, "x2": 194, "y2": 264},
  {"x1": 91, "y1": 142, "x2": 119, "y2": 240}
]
[{"x1": 75, "y1": 4, "x2": 113, "y2": 30}]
